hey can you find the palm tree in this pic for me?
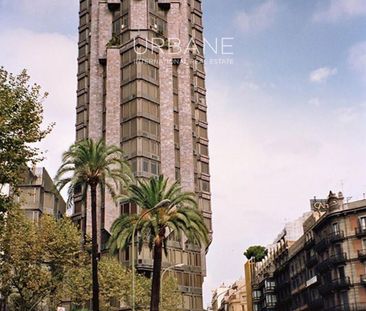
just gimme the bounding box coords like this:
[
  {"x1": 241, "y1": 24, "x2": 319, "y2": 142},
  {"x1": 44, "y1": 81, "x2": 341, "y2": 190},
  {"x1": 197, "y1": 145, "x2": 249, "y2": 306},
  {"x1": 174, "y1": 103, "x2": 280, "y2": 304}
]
[
  {"x1": 108, "y1": 175, "x2": 209, "y2": 311},
  {"x1": 55, "y1": 139, "x2": 132, "y2": 311}
]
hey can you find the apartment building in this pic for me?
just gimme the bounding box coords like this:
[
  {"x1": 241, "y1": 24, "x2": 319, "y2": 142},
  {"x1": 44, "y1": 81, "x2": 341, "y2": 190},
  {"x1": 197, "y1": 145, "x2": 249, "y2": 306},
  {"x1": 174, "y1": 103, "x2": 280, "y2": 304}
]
[
  {"x1": 73, "y1": 1, "x2": 212, "y2": 309},
  {"x1": 15, "y1": 167, "x2": 66, "y2": 221},
  {"x1": 251, "y1": 191, "x2": 366, "y2": 311},
  {"x1": 212, "y1": 281, "x2": 247, "y2": 311}
]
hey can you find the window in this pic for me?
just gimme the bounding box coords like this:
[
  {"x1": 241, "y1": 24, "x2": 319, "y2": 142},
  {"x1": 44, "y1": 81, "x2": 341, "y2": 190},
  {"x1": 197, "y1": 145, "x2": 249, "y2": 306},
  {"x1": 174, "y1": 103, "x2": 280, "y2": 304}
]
[
  {"x1": 121, "y1": 119, "x2": 137, "y2": 140},
  {"x1": 141, "y1": 118, "x2": 159, "y2": 138},
  {"x1": 333, "y1": 222, "x2": 340, "y2": 233},
  {"x1": 140, "y1": 100, "x2": 159, "y2": 119},
  {"x1": 200, "y1": 161, "x2": 209, "y2": 175},
  {"x1": 76, "y1": 111, "x2": 85, "y2": 125},
  {"x1": 196, "y1": 76, "x2": 205, "y2": 89},
  {"x1": 198, "y1": 143, "x2": 208, "y2": 156},
  {"x1": 198, "y1": 126, "x2": 208, "y2": 139},
  {"x1": 360, "y1": 216, "x2": 366, "y2": 229},
  {"x1": 122, "y1": 49, "x2": 137, "y2": 65},
  {"x1": 122, "y1": 63, "x2": 137, "y2": 82},
  {"x1": 79, "y1": 44, "x2": 87, "y2": 58},
  {"x1": 196, "y1": 109, "x2": 207, "y2": 123},
  {"x1": 78, "y1": 61, "x2": 87, "y2": 74},
  {"x1": 122, "y1": 139, "x2": 137, "y2": 157},
  {"x1": 363, "y1": 239, "x2": 366, "y2": 250},
  {"x1": 122, "y1": 100, "x2": 137, "y2": 120},
  {"x1": 79, "y1": 29, "x2": 88, "y2": 42},
  {"x1": 141, "y1": 138, "x2": 160, "y2": 158},
  {"x1": 174, "y1": 112, "x2": 179, "y2": 128},
  {"x1": 122, "y1": 82, "x2": 137, "y2": 101},
  {"x1": 141, "y1": 62, "x2": 158, "y2": 81},
  {"x1": 139, "y1": 81, "x2": 159, "y2": 101},
  {"x1": 199, "y1": 198, "x2": 211, "y2": 212},
  {"x1": 80, "y1": 0, "x2": 87, "y2": 12},
  {"x1": 78, "y1": 77, "x2": 87, "y2": 90},
  {"x1": 200, "y1": 180, "x2": 210, "y2": 192}
]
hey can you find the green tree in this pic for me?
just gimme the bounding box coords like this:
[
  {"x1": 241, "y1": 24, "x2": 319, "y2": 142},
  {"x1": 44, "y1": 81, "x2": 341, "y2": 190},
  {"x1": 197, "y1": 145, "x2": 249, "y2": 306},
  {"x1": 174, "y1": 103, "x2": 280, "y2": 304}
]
[
  {"x1": 0, "y1": 68, "x2": 52, "y2": 215},
  {"x1": 244, "y1": 245, "x2": 268, "y2": 262},
  {"x1": 62, "y1": 256, "x2": 181, "y2": 311},
  {"x1": 108, "y1": 175, "x2": 209, "y2": 311},
  {"x1": 55, "y1": 139, "x2": 132, "y2": 311},
  {"x1": 0, "y1": 212, "x2": 85, "y2": 311}
]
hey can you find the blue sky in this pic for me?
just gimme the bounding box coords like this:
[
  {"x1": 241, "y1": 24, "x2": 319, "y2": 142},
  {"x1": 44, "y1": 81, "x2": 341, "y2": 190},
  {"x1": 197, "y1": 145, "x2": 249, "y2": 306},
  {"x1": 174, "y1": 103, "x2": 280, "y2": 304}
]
[{"x1": 1, "y1": 0, "x2": 366, "y2": 307}]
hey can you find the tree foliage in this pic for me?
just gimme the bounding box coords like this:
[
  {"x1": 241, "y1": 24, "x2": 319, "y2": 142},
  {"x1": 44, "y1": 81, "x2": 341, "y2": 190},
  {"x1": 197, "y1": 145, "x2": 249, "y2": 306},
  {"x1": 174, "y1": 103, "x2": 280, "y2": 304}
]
[
  {"x1": 244, "y1": 245, "x2": 268, "y2": 262},
  {"x1": 55, "y1": 138, "x2": 133, "y2": 311},
  {"x1": 0, "y1": 211, "x2": 85, "y2": 311},
  {"x1": 0, "y1": 67, "x2": 53, "y2": 190},
  {"x1": 0, "y1": 68, "x2": 52, "y2": 219},
  {"x1": 62, "y1": 256, "x2": 182, "y2": 311},
  {"x1": 108, "y1": 175, "x2": 209, "y2": 311}
]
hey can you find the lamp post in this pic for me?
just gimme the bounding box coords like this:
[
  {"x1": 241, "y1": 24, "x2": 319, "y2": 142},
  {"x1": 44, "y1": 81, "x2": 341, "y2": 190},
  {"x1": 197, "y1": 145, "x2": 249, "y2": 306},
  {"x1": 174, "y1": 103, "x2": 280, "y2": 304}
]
[
  {"x1": 160, "y1": 263, "x2": 185, "y2": 304},
  {"x1": 131, "y1": 199, "x2": 171, "y2": 311}
]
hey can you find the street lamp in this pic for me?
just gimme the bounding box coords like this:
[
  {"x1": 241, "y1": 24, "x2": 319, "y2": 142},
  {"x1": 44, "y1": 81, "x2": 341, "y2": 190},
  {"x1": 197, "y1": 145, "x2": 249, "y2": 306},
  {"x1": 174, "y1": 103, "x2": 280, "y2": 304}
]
[
  {"x1": 131, "y1": 199, "x2": 171, "y2": 311},
  {"x1": 160, "y1": 263, "x2": 185, "y2": 307}
]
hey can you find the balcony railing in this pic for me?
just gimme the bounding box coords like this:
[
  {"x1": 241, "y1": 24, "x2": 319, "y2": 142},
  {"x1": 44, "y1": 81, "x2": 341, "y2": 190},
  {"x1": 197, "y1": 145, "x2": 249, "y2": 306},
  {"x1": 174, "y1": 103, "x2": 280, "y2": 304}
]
[
  {"x1": 358, "y1": 249, "x2": 366, "y2": 261},
  {"x1": 356, "y1": 226, "x2": 366, "y2": 237},
  {"x1": 314, "y1": 237, "x2": 329, "y2": 253},
  {"x1": 306, "y1": 254, "x2": 318, "y2": 268},
  {"x1": 361, "y1": 275, "x2": 366, "y2": 286},
  {"x1": 308, "y1": 297, "x2": 324, "y2": 310},
  {"x1": 329, "y1": 230, "x2": 345, "y2": 243},
  {"x1": 319, "y1": 277, "x2": 351, "y2": 296},
  {"x1": 324, "y1": 303, "x2": 366, "y2": 311},
  {"x1": 316, "y1": 253, "x2": 347, "y2": 274},
  {"x1": 304, "y1": 237, "x2": 315, "y2": 249},
  {"x1": 263, "y1": 285, "x2": 276, "y2": 293},
  {"x1": 263, "y1": 301, "x2": 277, "y2": 309}
]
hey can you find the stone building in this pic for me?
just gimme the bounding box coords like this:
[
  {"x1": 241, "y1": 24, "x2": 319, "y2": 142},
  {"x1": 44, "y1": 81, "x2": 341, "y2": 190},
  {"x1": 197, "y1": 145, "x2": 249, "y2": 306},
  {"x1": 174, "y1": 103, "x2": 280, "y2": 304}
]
[
  {"x1": 212, "y1": 281, "x2": 247, "y2": 311},
  {"x1": 73, "y1": 0, "x2": 212, "y2": 309},
  {"x1": 15, "y1": 167, "x2": 66, "y2": 221},
  {"x1": 251, "y1": 191, "x2": 366, "y2": 311}
]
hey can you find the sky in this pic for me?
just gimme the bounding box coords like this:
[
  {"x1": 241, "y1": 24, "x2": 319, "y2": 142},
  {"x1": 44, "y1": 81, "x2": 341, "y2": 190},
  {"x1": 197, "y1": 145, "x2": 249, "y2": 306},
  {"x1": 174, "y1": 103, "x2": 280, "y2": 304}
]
[{"x1": 1, "y1": 0, "x2": 366, "y2": 308}]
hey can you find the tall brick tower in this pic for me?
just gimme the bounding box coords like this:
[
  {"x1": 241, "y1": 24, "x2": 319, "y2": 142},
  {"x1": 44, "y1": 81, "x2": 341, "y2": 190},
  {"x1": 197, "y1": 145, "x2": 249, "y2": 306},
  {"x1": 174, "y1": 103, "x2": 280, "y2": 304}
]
[{"x1": 74, "y1": 0, "x2": 212, "y2": 309}]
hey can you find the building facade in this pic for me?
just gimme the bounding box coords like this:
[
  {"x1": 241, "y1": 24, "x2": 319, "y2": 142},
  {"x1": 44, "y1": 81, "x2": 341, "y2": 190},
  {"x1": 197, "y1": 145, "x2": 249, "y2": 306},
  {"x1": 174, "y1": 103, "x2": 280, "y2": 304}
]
[
  {"x1": 15, "y1": 167, "x2": 66, "y2": 221},
  {"x1": 74, "y1": 0, "x2": 212, "y2": 309},
  {"x1": 251, "y1": 192, "x2": 366, "y2": 311},
  {"x1": 212, "y1": 281, "x2": 247, "y2": 311}
]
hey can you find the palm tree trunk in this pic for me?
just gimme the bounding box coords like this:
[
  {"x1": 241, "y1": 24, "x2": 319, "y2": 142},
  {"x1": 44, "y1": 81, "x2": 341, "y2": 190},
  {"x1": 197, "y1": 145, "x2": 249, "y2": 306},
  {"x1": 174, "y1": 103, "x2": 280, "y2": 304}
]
[
  {"x1": 150, "y1": 241, "x2": 163, "y2": 311},
  {"x1": 90, "y1": 183, "x2": 100, "y2": 311}
]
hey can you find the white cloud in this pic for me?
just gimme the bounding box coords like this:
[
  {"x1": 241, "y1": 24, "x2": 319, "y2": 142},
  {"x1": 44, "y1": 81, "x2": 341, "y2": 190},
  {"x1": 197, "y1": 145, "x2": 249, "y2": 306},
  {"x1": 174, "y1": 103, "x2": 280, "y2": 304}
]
[
  {"x1": 308, "y1": 97, "x2": 321, "y2": 107},
  {"x1": 203, "y1": 72, "x2": 366, "y2": 305},
  {"x1": 0, "y1": 28, "x2": 77, "y2": 179},
  {"x1": 313, "y1": 0, "x2": 366, "y2": 22},
  {"x1": 235, "y1": 0, "x2": 278, "y2": 34},
  {"x1": 309, "y1": 67, "x2": 338, "y2": 83},
  {"x1": 348, "y1": 41, "x2": 366, "y2": 81}
]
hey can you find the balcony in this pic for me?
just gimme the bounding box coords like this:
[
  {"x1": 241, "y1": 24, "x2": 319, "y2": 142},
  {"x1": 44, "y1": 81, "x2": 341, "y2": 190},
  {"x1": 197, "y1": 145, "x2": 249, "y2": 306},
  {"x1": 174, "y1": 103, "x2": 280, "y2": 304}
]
[
  {"x1": 329, "y1": 230, "x2": 345, "y2": 243},
  {"x1": 308, "y1": 298, "x2": 324, "y2": 310},
  {"x1": 319, "y1": 277, "x2": 351, "y2": 296},
  {"x1": 263, "y1": 301, "x2": 276, "y2": 309},
  {"x1": 263, "y1": 285, "x2": 276, "y2": 293},
  {"x1": 356, "y1": 226, "x2": 366, "y2": 238},
  {"x1": 358, "y1": 250, "x2": 366, "y2": 261},
  {"x1": 157, "y1": 0, "x2": 171, "y2": 10},
  {"x1": 306, "y1": 254, "x2": 318, "y2": 268},
  {"x1": 316, "y1": 253, "x2": 347, "y2": 274},
  {"x1": 304, "y1": 237, "x2": 315, "y2": 249},
  {"x1": 361, "y1": 275, "x2": 366, "y2": 286},
  {"x1": 324, "y1": 303, "x2": 366, "y2": 311},
  {"x1": 314, "y1": 237, "x2": 329, "y2": 253}
]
